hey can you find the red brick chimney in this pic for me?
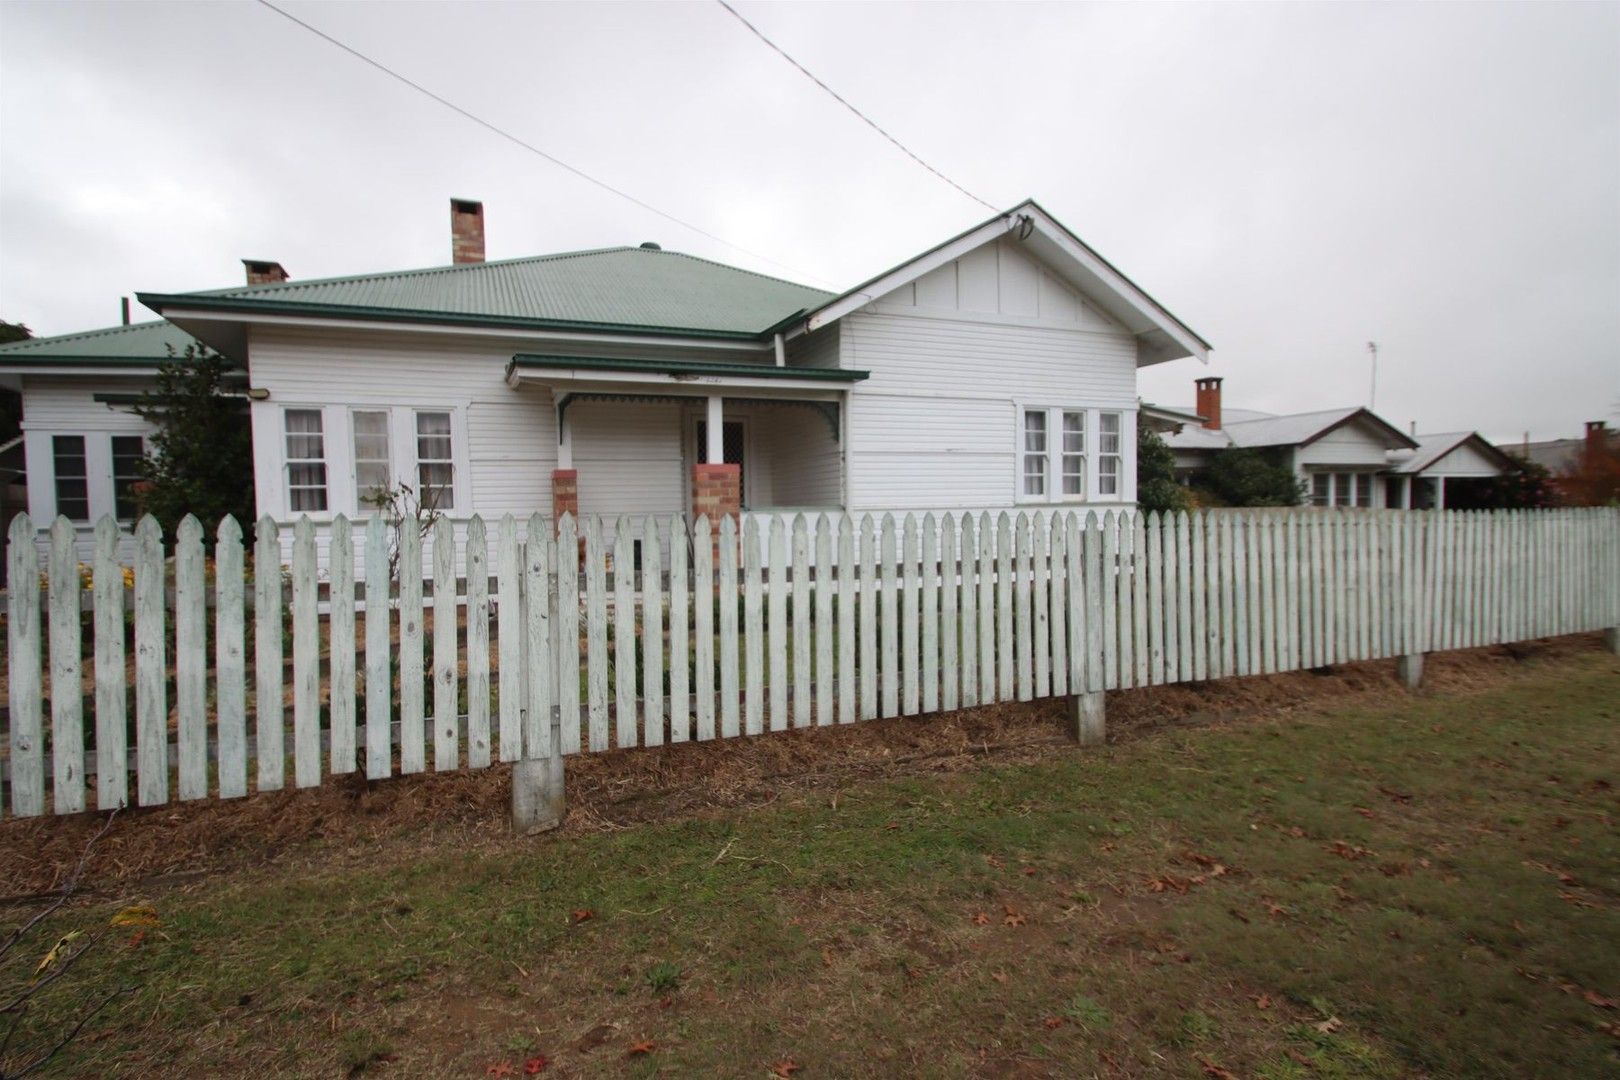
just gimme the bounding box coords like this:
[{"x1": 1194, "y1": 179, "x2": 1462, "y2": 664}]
[
  {"x1": 1194, "y1": 377, "x2": 1223, "y2": 431},
  {"x1": 451, "y1": 198, "x2": 485, "y2": 264},
  {"x1": 1585, "y1": 420, "x2": 1609, "y2": 461},
  {"x1": 243, "y1": 259, "x2": 289, "y2": 285}
]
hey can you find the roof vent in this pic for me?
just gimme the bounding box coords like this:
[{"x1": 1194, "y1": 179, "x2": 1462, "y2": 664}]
[{"x1": 639, "y1": 241, "x2": 661, "y2": 250}]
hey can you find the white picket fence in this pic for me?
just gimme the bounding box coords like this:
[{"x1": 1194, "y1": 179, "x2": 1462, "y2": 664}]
[{"x1": 3, "y1": 506, "x2": 1618, "y2": 818}]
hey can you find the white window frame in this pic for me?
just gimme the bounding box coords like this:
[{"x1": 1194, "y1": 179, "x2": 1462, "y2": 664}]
[
  {"x1": 283, "y1": 407, "x2": 330, "y2": 514},
  {"x1": 270, "y1": 403, "x2": 467, "y2": 520},
  {"x1": 413, "y1": 409, "x2": 457, "y2": 514},
  {"x1": 110, "y1": 434, "x2": 147, "y2": 522},
  {"x1": 1015, "y1": 405, "x2": 1133, "y2": 504},
  {"x1": 1096, "y1": 411, "x2": 1123, "y2": 498},
  {"x1": 350, "y1": 408, "x2": 394, "y2": 515}
]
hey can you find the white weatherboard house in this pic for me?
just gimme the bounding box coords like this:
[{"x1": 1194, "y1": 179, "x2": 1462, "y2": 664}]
[
  {"x1": 1161, "y1": 377, "x2": 1510, "y2": 509},
  {"x1": 0, "y1": 198, "x2": 1208, "y2": 560}
]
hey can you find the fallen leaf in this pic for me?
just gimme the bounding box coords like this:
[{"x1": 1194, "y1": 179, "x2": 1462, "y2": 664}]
[
  {"x1": 971, "y1": 912, "x2": 990, "y2": 926},
  {"x1": 571, "y1": 909, "x2": 594, "y2": 924},
  {"x1": 770, "y1": 1060, "x2": 802, "y2": 1077},
  {"x1": 1003, "y1": 904, "x2": 1027, "y2": 928},
  {"x1": 1314, "y1": 1017, "x2": 1344, "y2": 1034},
  {"x1": 985, "y1": 854, "x2": 1006, "y2": 869},
  {"x1": 1099, "y1": 841, "x2": 1116, "y2": 852},
  {"x1": 1022, "y1": 866, "x2": 1038, "y2": 877},
  {"x1": 486, "y1": 1064, "x2": 516, "y2": 1078},
  {"x1": 523, "y1": 1056, "x2": 548, "y2": 1075},
  {"x1": 1253, "y1": 994, "x2": 1272, "y2": 1009},
  {"x1": 1042, "y1": 1017, "x2": 1063, "y2": 1029},
  {"x1": 1287, "y1": 826, "x2": 1307, "y2": 838},
  {"x1": 627, "y1": 1039, "x2": 656, "y2": 1056},
  {"x1": 1264, "y1": 902, "x2": 1289, "y2": 918},
  {"x1": 1197, "y1": 1055, "x2": 1239, "y2": 1080},
  {"x1": 110, "y1": 904, "x2": 160, "y2": 929},
  {"x1": 1327, "y1": 841, "x2": 1374, "y2": 861},
  {"x1": 127, "y1": 930, "x2": 147, "y2": 950},
  {"x1": 1354, "y1": 807, "x2": 1374, "y2": 819},
  {"x1": 990, "y1": 971, "x2": 1008, "y2": 984},
  {"x1": 1584, "y1": 989, "x2": 1616, "y2": 1010}
]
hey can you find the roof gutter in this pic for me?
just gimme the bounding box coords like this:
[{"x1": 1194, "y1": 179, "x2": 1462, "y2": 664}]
[{"x1": 137, "y1": 292, "x2": 785, "y2": 344}]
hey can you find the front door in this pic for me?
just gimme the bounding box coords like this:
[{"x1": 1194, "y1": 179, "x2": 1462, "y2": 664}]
[{"x1": 695, "y1": 419, "x2": 747, "y2": 507}]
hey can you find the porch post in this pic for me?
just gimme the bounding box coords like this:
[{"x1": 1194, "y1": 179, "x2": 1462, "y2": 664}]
[
  {"x1": 551, "y1": 400, "x2": 577, "y2": 530},
  {"x1": 1400, "y1": 475, "x2": 1412, "y2": 510},
  {"x1": 705, "y1": 394, "x2": 724, "y2": 465},
  {"x1": 1435, "y1": 476, "x2": 1447, "y2": 510}
]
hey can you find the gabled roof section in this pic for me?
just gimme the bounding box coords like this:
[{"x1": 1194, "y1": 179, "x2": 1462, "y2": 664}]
[
  {"x1": 1223, "y1": 406, "x2": 1419, "y2": 451},
  {"x1": 139, "y1": 247, "x2": 834, "y2": 340},
  {"x1": 798, "y1": 199, "x2": 1211, "y2": 367},
  {"x1": 0, "y1": 320, "x2": 201, "y2": 369},
  {"x1": 1390, "y1": 432, "x2": 1514, "y2": 475}
]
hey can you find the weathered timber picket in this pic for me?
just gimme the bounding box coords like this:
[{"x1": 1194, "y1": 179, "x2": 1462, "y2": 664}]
[{"x1": 3, "y1": 506, "x2": 1618, "y2": 817}]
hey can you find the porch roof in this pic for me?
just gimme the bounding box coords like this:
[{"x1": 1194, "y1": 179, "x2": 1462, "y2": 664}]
[{"x1": 505, "y1": 353, "x2": 868, "y2": 394}]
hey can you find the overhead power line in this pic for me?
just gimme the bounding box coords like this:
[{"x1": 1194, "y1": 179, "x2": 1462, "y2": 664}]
[
  {"x1": 250, "y1": 0, "x2": 835, "y2": 287},
  {"x1": 715, "y1": 0, "x2": 998, "y2": 213}
]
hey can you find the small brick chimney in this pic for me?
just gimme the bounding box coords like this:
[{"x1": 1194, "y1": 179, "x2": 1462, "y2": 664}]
[
  {"x1": 1194, "y1": 377, "x2": 1223, "y2": 431},
  {"x1": 451, "y1": 198, "x2": 485, "y2": 264},
  {"x1": 243, "y1": 259, "x2": 289, "y2": 285},
  {"x1": 1585, "y1": 420, "x2": 1609, "y2": 461}
]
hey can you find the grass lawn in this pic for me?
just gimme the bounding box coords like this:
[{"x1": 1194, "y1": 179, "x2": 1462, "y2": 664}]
[{"x1": 4, "y1": 649, "x2": 1617, "y2": 1078}]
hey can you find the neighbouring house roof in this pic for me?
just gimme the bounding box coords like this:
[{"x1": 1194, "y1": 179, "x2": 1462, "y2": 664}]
[
  {"x1": 1389, "y1": 432, "x2": 1514, "y2": 476},
  {"x1": 140, "y1": 247, "x2": 835, "y2": 341},
  {"x1": 797, "y1": 198, "x2": 1211, "y2": 367},
  {"x1": 1503, "y1": 437, "x2": 1585, "y2": 474},
  {"x1": 1138, "y1": 403, "x2": 1206, "y2": 432},
  {"x1": 1163, "y1": 406, "x2": 1420, "y2": 454},
  {"x1": 0, "y1": 320, "x2": 202, "y2": 369}
]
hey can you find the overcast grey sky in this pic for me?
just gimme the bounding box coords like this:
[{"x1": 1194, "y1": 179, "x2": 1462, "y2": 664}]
[{"x1": 1, "y1": 1, "x2": 1615, "y2": 441}]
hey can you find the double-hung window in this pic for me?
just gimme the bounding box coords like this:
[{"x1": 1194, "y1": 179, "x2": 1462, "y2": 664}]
[
  {"x1": 52, "y1": 436, "x2": 90, "y2": 522},
  {"x1": 284, "y1": 409, "x2": 328, "y2": 512},
  {"x1": 415, "y1": 411, "x2": 455, "y2": 510},
  {"x1": 1097, "y1": 412, "x2": 1122, "y2": 496},
  {"x1": 1061, "y1": 412, "x2": 1086, "y2": 495},
  {"x1": 1021, "y1": 411, "x2": 1048, "y2": 496},
  {"x1": 111, "y1": 436, "x2": 146, "y2": 520},
  {"x1": 352, "y1": 410, "x2": 392, "y2": 512},
  {"x1": 1354, "y1": 473, "x2": 1373, "y2": 507},
  {"x1": 1312, "y1": 473, "x2": 1331, "y2": 507}
]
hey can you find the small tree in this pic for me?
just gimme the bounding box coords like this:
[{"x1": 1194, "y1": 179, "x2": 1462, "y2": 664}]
[
  {"x1": 1194, "y1": 447, "x2": 1306, "y2": 507},
  {"x1": 361, "y1": 480, "x2": 445, "y2": 581},
  {"x1": 132, "y1": 344, "x2": 254, "y2": 537},
  {"x1": 1136, "y1": 425, "x2": 1190, "y2": 514}
]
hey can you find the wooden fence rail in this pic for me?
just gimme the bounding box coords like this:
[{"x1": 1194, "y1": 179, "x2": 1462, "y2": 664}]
[{"x1": 4, "y1": 506, "x2": 1618, "y2": 818}]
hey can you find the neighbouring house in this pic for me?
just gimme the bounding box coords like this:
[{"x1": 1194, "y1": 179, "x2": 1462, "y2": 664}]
[
  {"x1": 0, "y1": 320, "x2": 207, "y2": 558},
  {"x1": 1157, "y1": 376, "x2": 1522, "y2": 509},
  {"x1": 1503, "y1": 421, "x2": 1619, "y2": 504},
  {"x1": 0, "y1": 198, "x2": 1209, "y2": 564}
]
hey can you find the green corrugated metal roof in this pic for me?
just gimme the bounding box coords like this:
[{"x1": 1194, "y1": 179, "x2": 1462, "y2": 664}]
[
  {"x1": 142, "y1": 247, "x2": 834, "y2": 338},
  {"x1": 0, "y1": 320, "x2": 201, "y2": 365},
  {"x1": 509, "y1": 354, "x2": 868, "y2": 381}
]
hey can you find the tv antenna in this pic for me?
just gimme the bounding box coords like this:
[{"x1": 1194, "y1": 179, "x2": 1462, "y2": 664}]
[{"x1": 1367, "y1": 341, "x2": 1379, "y2": 410}]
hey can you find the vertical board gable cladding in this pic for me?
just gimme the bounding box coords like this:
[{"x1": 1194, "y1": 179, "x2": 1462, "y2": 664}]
[{"x1": 872, "y1": 237, "x2": 1120, "y2": 330}]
